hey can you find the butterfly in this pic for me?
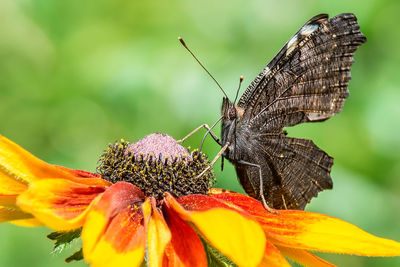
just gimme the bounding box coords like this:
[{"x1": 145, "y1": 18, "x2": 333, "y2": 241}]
[{"x1": 220, "y1": 13, "x2": 366, "y2": 210}]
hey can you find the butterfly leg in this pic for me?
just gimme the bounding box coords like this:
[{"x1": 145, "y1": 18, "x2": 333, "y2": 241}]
[
  {"x1": 199, "y1": 116, "x2": 223, "y2": 150},
  {"x1": 195, "y1": 142, "x2": 230, "y2": 179},
  {"x1": 237, "y1": 160, "x2": 278, "y2": 214},
  {"x1": 177, "y1": 121, "x2": 222, "y2": 147}
]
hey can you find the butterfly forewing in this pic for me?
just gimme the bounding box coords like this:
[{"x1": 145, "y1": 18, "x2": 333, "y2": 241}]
[
  {"x1": 237, "y1": 14, "x2": 328, "y2": 109},
  {"x1": 238, "y1": 13, "x2": 366, "y2": 132}
]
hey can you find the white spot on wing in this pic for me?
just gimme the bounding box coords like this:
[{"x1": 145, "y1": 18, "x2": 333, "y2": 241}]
[
  {"x1": 307, "y1": 112, "x2": 331, "y2": 121},
  {"x1": 286, "y1": 35, "x2": 298, "y2": 55},
  {"x1": 300, "y1": 24, "x2": 319, "y2": 37}
]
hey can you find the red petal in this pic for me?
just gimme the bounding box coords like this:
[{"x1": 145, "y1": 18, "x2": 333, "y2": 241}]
[
  {"x1": 208, "y1": 191, "x2": 265, "y2": 213},
  {"x1": 176, "y1": 193, "x2": 247, "y2": 213},
  {"x1": 163, "y1": 199, "x2": 207, "y2": 267}
]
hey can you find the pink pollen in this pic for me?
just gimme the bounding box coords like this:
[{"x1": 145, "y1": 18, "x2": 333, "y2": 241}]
[{"x1": 125, "y1": 133, "x2": 192, "y2": 164}]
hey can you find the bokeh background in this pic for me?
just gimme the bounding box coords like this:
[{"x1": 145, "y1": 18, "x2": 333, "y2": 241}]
[{"x1": 0, "y1": 0, "x2": 399, "y2": 266}]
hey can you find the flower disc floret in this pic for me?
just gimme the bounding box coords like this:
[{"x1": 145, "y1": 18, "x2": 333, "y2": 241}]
[{"x1": 97, "y1": 133, "x2": 215, "y2": 201}]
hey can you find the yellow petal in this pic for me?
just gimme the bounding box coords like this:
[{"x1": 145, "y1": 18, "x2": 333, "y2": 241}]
[
  {"x1": 143, "y1": 198, "x2": 172, "y2": 267},
  {"x1": 278, "y1": 246, "x2": 336, "y2": 267},
  {"x1": 210, "y1": 192, "x2": 400, "y2": 257},
  {"x1": 10, "y1": 218, "x2": 43, "y2": 227},
  {"x1": 0, "y1": 171, "x2": 28, "y2": 195},
  {"x1": 165, "y1": 193, "x2": 266, "y2": 267},
  {"x1": 262, "y1": 210, "x2": 400, "y2": 257}
]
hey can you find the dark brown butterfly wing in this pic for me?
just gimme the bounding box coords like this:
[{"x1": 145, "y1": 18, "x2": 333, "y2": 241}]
[
  {"x1": 234, "y1": 132, "x2": 333, "y2": 210},
  {"x1": 262, "y1": 135, "x2": 333, "y2": 209},
  {"x1": 237, "y1": 13, "x2": 366, "y2": 131},
  {"x1": 231, "y1": 13, "x2": 365, "y2": 209}
]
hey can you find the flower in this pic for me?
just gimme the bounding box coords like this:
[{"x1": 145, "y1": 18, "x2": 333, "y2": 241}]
[{"x1": 1, "y1": 133, "x2": 400, "y2": 267}]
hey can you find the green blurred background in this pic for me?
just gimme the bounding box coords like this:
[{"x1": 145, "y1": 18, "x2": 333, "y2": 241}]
[{"x1": 0, "y1": 0, "x2": 399, "y2": 266}]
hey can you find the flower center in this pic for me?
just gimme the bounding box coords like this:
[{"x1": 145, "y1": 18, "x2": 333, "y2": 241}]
[{"x1": 97, "y1": 133, "x2": 215, "y2": 200}]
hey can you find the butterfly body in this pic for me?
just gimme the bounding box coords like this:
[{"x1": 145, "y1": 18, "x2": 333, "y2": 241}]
[{"x1": 221, "y1": 13, "x2": 366, "y2": 210}]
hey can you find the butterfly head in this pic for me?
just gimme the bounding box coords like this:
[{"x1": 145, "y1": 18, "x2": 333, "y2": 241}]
[
  {"x1": 221, "y1": 97, "x2": 245, "y2": 159},
  {"x1": 221, "y1": 97, "x2": 244, "y2": 121},
  {"x1": 221, "y1": 97, "x2": 235, "y2": 121}
]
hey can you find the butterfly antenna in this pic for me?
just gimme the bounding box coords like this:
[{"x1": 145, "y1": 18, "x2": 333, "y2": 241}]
[
  {"x1": 178, "y1": 37, "x2": 229, "y2": 100},
  {"x1": 233, "y1": 76, "x2": 244, "y2": 105}
]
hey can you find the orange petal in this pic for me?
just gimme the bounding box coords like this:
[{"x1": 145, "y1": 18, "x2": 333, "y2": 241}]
[
  {"x1": 82, "y1": 182, "x2": 146, "y2": 267},
  {"x1": 165, "y1": 193, "x2": 266, "y2": 267},
  {"x1": 17, "y1": 178, "x2": 107, "y2": 230},
  {"x1": 0, "y1": 194, "x2": 34, "y2": 223},
  {"x1": 0, "y1": 195, "x2": 18, "y2": 207},
  {"x1": 277, "y1": 246, "x2": 336, "y2": 267},
  {"x1": 143, "y1": 198, "x2": 172, "y2": 267},
  {"x1": 259, "y1": 241, "x2": 291, "y2": 267},
  {"x1": 162, "y1": 243, "x2": 185, "y2": 267},
  {"x1": 0, "y1": 135, "x2": 74, "y2": 183},
  {"x1": 55, "y1": 166, "x2": 101, "y2": 178},
  {"x1": 0, "y1": 206, "x2": 33, "y2": 222},
  {"x1": 163, "y1": 198, "x2": 207, "y2": 267},
  {"x1": 211, "y1": 192, "x2": 400, "y2": 257}
]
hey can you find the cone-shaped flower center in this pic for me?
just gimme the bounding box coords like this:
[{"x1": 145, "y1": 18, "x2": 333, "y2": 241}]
[
  {"x1": 126, "y1": 134, "x2": 193, "y2": 164},
  {"x1": 97, "y1": 133, "x2": 215, "y2": 200}
]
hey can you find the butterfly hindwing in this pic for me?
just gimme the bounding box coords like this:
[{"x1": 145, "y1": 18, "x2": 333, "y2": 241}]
[
  {"x1": 260, "y1": 135, "x2": 334, "y2": 209},
  {"x1": 233, "y1": 132, "x2": 333, "y2": 210}
]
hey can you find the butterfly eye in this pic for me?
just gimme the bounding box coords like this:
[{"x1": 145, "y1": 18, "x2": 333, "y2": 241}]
[{"x1": 228, "y1": 107, "x2": 237, "y2": 120}]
